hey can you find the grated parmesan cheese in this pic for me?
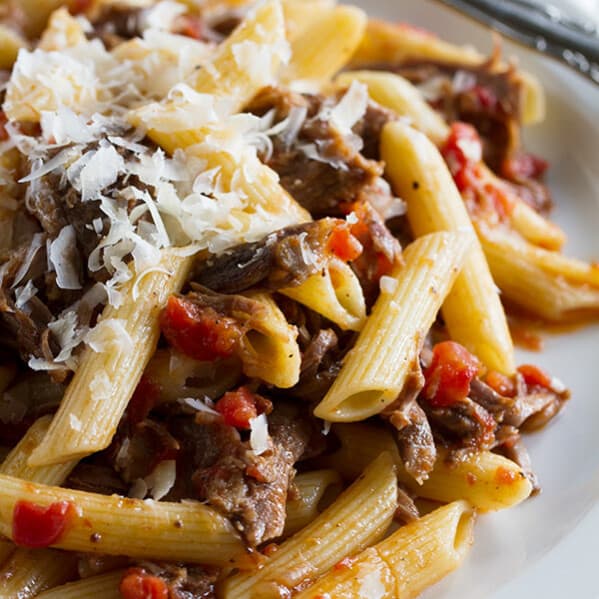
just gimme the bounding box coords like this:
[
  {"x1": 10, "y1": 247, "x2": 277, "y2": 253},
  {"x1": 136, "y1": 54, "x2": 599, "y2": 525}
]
[
  {"x1": 144, "y1": 460, "x2": 177, "y2": 501},
  {"x1": 249, "y1": 413, "x2": 270, "y2": 456},
  {"x1": 379, "y1": 275, "x2": 398, "y2": 295},
  {"x1": 85, "y1": 318, "x2": 133, "y2": 354},
  {"x1": 48, "y1": 225, "x2": 82, "y2": 290}
]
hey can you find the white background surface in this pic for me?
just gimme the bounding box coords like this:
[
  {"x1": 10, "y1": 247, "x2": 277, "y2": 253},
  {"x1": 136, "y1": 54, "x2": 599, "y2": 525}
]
[{"x1": 356, "y1": 1, "x2": 599, "y2": 597}]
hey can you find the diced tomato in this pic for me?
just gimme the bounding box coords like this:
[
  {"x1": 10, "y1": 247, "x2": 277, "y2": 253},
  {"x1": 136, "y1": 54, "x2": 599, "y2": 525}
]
[
  {"x1": 374, "y1": 252, "x2": 394, "y2": 280},
  {"x1": 0, "y1": 112, "x2": 9, "y2": 142},
  {"x1": 160, "y1": 296, "x2": 242, "y2": 361},
  {"x1": 494, "y1": 466, "x2": 518, "y2": 486},
  {"x1": 128, "y1": 376, "x2": 161, "y2": 424},
  {"x1": 485, "y1": 370, "x2": 515, "y2": 397},
  {"x1": 471, "y1": 85, "x2": 498, "y2": 110},
  {"x1": 120, "y1": 569, "x2": 169, "y2": 599},
  {"x1": 327, "y1": 225, "x2": 363, "y2": 262},
  {"x1": 215, "y1": 386, "x2": 259, "y2": 429},
  {"x1": 517, "y1": 364, "x2": 552, "y2": 389},
  {"x1": 423, "y1": 341, "x2": 481, "y2": 408},
  {"x1": 501, "y1": 152, "x2": 548, "y2": 181},
  {"x1": 481, "y1": 180, "x2": 514, "y2": 219},
  {"x1": 12, "y1": 500, "x2": 76, "y2": 548},
  {"x1": 441, "y1": 122, "x2": 483, "y2": 192},
  {"x1": 176, "y1": 15, "x2": 204, "y2": 40}
]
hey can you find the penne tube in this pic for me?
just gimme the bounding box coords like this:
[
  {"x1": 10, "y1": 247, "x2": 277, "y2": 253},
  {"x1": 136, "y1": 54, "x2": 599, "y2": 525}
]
[
  {"x1": 336, "y1": 70, "x2": 450, "y2": 145},
  {"x1": 509, "y1": 198, "x2": 566, "y2": 251},
  {"x1": 8, "y1": 0, "x2": 64, "y2": 38},
  {"x1": 281, "y1": 0, "x2": 337, "y2": 42},
  {"x1": 0, "y1": 548, "x2": 79, "y2": 599},
  {"x1": 280, "y1": 258, "x2": 367, "y2": 331},
  {"x1": 0, "y1": 25, "x2": 27, "y2": 70},
  {"x1": 314, "y1": 231, "x2": 471, "y2": 422},
  {"x1": 1, "y1": 415, "x2": 78, "y2": 484},
  {"x1": 0, "y1": 474, "x2": 244, "y2": 565},
  {"x1": 0, "y1": 415, "x2": 78, "y2": 566},
  {"x1": 223, "y1": 452, "x2": 398, "y2": 598},
  {"x1": 381, "y1": 121, "x2": 515, "y2": 375},
  {"x1": 38, "y1": 7, "x2": 87, "y2": 51},
  {"x1": 350, "y1": 18, "x2": 545, "y2": 125},
  {"x1": 240, "y1": 291, "x2": 301, "y2": 388},
  {"x1": 28, "y1": 250, "x2": 193, "y2": 467},
  {"x1": 35, "y1": 570, "x2": 125, "y2": 599},
  {"x1": 295, "y1": 501, "x2": 475, "y2": 599},
  {"x1": 479, "y1": 224, "x2": 599, "y2": 321},
  {"x1": 283, "y1": 469, "x2": 342, "y2": 537},
  {"x1": 129, "y1": 0, "x2": 289, "y2": 153},
  {"x1": 280, "y1": 5, "x2": 367, "y2": 88},
  {"x1": 321, "y1": 423, "x2": 532, "y2": 511}
]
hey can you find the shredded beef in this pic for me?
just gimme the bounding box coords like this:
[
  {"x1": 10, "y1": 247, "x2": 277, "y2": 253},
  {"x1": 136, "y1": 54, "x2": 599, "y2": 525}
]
[
  {"x1": 383, "y1": 58, "x2": 521, "y2": 172},
  {"x1": 352, "y1": 101, "x2": 397, "y2": 160},
  {"x1": 192, "y1": 219, "x2": 344, "y2": 294},
  {"x1": 385, "y1": 369, "x2": 437, "y2": 483},
  {"x1": 189, "y1": 406, "x2": 311, "y2": 545},
  {"x1": 124, "y1": 563, "x2": 219, "y2": 599},
  {"x1": 66, "y1": 463, "x2": 128, "y2": 496},
  {"x1": 395, "y1": 486, "x2": 420, "y2": 524},
  {"x1": 248, "y1": 87, "x2": 386, "y2": 217},
  {"x1": 88, "y1": 6, "x2": 145, "y2": 49}
]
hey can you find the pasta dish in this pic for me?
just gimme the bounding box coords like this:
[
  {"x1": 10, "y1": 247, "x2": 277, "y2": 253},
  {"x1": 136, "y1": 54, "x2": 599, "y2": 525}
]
[{"x1": 0, "y1": 0, "x2": 596, "y2": 597}]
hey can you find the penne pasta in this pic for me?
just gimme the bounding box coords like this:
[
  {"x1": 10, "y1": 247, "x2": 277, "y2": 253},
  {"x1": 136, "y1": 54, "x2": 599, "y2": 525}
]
[
  {"x1": 38, "y1": 7, "x2": 87, "y2": 51},
  {"x1": 0, "y1": 474, "x2": 244, "y2": 565},
  {"x1": 336, "y1": 70, "x2": 450, "y2": 145},
  {"x1": 280, "y1": 5, "x2": 367, "y2": 89},
  {"x1": 0, "y1": 548, "x2": 78, "y2": 599},
  {"x1": 381, "y1": 120, "x2": 516, "y2": 375},
  {"x1": 34, "y1": 570, "x2": 125, "y2": 599},
  {"x1": 129, "y1": 0, "x2": 289, "y2": 153},
  {"x1": 280, "y1": 258, "x2": 367, "y2": 331},
  {"x1": 0, "y1": 415, "x2": 78, "y2": 566},
  {"x1": 321, "y1": 423, "x2": 532, "y2": 511},
  {"x1": 479, "y1": 223, "x2": 599, "y2": 321},
  {"x1": 350, "y1": 18, "x2": 546, "y2": 125},
  {"x1": 314, "y1": 231, "x2": 471, "y2": 422},
  {"x1": 240, "y1": 291, "x2": 301, "y2": 388},
  {"x1": 28, "y1": 251, "x2": 193, "y2": 466},
  {"x1": 0, "y1": 25, "x2": 27, "y2": 70},
  {"x1": 223, "y1": 452, "x2": 398, "y2": 598},
  {"x1": 284, "y1": 469, "x2": 342, "y2": 537},
  {"x1": 295, "y1": 501, "x2": 475, "y2": 599}
]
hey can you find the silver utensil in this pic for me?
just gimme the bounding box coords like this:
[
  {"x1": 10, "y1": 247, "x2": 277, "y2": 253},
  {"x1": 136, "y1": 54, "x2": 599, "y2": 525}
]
[{"x1": 433, "y1": 0, "x2": 599, "y2": 85}]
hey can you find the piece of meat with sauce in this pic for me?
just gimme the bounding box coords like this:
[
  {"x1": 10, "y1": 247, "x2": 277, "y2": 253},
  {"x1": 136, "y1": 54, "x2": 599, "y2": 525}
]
[
  {"x1": 385, "y1": 368, "x2": 437, "y2": 483},
  {"x1": 167, "y1": 404, "x2": 313, "y2": 546},
  {"x1": 192, "y1": 219, "x2": 350, "y2": 294},
  {"x1": 120, "y1": 563, "x2": 219, "y2": 599},
  {"x1": 248, "y1": 86, "x2": 388, "y2": 217}
]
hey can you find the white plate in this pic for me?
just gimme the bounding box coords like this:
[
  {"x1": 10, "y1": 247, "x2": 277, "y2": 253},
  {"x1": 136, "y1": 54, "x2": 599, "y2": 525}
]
[{"x1": 354, "y1": 1, "x2": 599, "y2": 598}]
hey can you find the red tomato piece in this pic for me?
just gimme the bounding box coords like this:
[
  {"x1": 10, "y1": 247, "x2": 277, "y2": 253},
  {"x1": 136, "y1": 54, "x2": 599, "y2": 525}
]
[
  {"x1": 215, "y1": 386, "x2": 258, "y2": 430},
  {"x1": 160, "y1": 296, "x2": 242, "y2": 361},
  {"x1": 502, "y1": 152, "x2": 548, "y2": 180},
  {"x1": 128, "y1": 376, "x2": 161, "y2": 424},
  {"x1": 441, "y1": 122, "x2": 483, "y2": 192},
  {"x1": 12, "y1": 500, "x2": 75, "y2": 548},
  {"x1": 517, "y1": 364, "x2": 552, "y2": 389},
  {"x1": 176, "y1": 15, "x2": 204, "y2": 40},
  {"x1": 423, "y1": 341, "x2": 481, "y2": 408},
  {"x1": 471, "y1": 85, "x2": 498, "y2": 110},
  {"x1": 485, "y1": 370, "x2": 515, "y2": 397},
  {"x1": 327, "y1": 226, "x2": 363, "y2": 262},
  {"x1": 120, "y1": 569, "x2": 169, "y2": 599}
]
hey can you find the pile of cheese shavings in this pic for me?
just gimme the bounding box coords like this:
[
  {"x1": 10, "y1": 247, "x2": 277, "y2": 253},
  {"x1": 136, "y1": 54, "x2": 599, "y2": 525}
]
[{"x1": 1, "y1": 1, "x2": 299, "y2": 374}]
